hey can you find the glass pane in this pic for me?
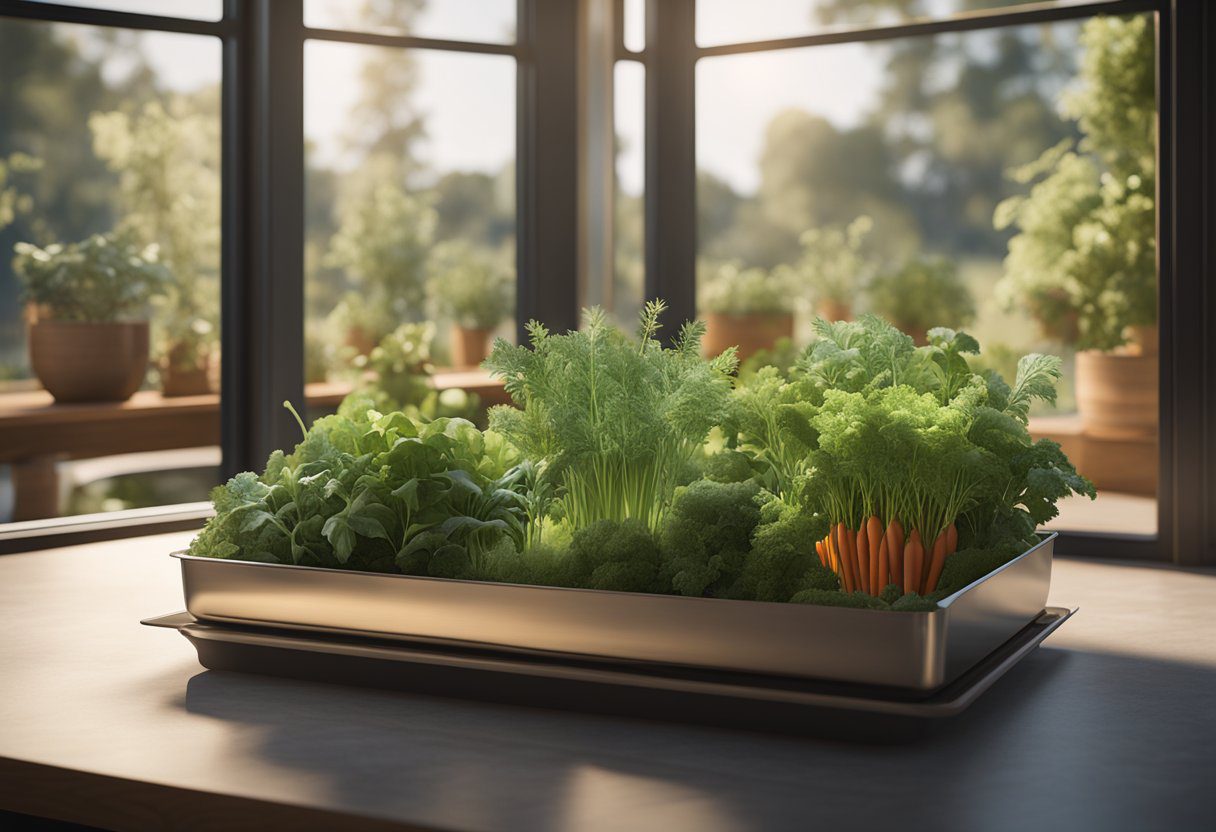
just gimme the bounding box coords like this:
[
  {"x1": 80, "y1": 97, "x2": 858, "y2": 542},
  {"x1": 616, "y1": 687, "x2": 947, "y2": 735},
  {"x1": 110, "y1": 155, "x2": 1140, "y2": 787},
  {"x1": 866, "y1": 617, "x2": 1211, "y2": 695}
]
[
  {"x1": 696, "y1": 0, "x2": 1061, "y2": 47},
  {"x1": 611, "y1": 60, "x2": 645, "y2": 329},
  {"x1": 0, "y1": 20, "x2": 222, "y2": 522},
  {"x1": 304, "y1": 42, "x2": 515, "y2": 421},
  {"x1": 305, "y1": 0, "x2": 516, "y2": 45},
  {"x1": 24, "y1": 0, "x2": 222, "y2": 21},
  {"x1": 695, "y1": 15, "x2": 1159, "y2": 535},
  {"x1": 623, "y1": 0, "x2": 646, "y2": 53}
]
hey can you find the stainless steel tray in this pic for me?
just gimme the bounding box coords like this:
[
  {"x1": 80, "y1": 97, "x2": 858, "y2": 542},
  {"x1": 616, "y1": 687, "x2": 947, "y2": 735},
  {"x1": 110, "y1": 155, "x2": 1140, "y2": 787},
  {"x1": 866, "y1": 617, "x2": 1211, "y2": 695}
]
[
  {"x1": 144, "y1": 607, "x2": 1075, "y2": 733},
  {"x1": 174, "y1": 533, "x2": 1056, "y2": 690}
]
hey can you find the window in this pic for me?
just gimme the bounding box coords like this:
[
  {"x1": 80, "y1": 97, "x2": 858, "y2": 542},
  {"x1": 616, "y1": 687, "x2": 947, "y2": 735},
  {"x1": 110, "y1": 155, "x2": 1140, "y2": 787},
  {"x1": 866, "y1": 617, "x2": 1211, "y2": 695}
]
[
  {"x1": 0, "y1": 0, "x2": 1211, "y2": 565},
  {"x1": 0, "y1": 11, "x2": 222, "y2": 523},
  {"x1": 303, "y1": 36, "x2": 517, "y2": 420},
  {"x1": 627, "y1": 0, "x2": 1210, "y2": 563},
  {"x1": 695, "y1": 13, "x2": 1160, "y2": 536}
]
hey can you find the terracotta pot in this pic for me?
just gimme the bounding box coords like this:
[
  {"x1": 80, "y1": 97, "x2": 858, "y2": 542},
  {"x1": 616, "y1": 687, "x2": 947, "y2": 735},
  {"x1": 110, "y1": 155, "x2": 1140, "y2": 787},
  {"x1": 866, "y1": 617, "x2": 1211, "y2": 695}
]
[
  {"x1": 1075, "y1": 350, "x2": 1158, "y2": 440},
  {"x1": 451, "y1": 325, "x2": 493, "y2": 368},
  {"x1": 1128, "y1": 323, "x2": 1158, "y2": 356},
  {"x1": 161, "y1": 342, "x2": 216, "y2": 397},
  {"x1": 345, "y1": 325, "x2": 379, "y2": 357},
  {"x1": 161, "y1": 365, "x2": 213, "y2": 397},
  {"x1": 702, "y1": 312, "x2": 795, "y2": 364},
  {"x1": 29, "y1": 319, "x2": 149, "y2": 403},
  {"x1": 815, "y1": 300, "x2": 852, "y2": 322}
]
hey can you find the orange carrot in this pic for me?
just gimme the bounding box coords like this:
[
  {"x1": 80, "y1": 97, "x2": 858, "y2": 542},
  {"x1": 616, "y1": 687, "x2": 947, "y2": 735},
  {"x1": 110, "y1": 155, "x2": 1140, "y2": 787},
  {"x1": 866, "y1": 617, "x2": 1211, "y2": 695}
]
[
  {"x1": 925, "y1": 528, "x2": 949, "y2": 595},
  {"x1": 867, "y1": 515, "x2": 884, "y2": 594},
  {"x1": 945, "y1": 521, "x2": 958, "y2": 556},
  {"x1": 815, "y1": 538, "x2": 826, "y2": 566},
  {"x1": 885, "y1": 518, "x2": 905, "y2": 593},
  {"x1": 851, "y1": 530, "x2": 860, "y2": 593},
  {"x1": 856, "y1": 522, "x2": 871, "y2": 594},
  {"x1": 875, "y1": 534, "x2": 888, "y2": 594},
  {"x1": 903, "y1": 529, "x2": 924, "y2": 595},
  {"x1": 834, "y1": 523, "x2": 855, "y2": 593},
  {"x1": 827, "y1": 535, "x2": 838, "y2": 573}
]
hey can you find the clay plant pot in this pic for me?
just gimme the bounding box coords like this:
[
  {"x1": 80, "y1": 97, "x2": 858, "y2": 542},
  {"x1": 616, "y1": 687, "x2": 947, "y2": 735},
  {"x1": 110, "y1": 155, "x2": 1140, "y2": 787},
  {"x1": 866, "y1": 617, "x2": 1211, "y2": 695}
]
[
  {"x1": 702, "y1": 312, "x2": 795, "y2": 364},
  {"x1": 1075, "y1": 350, "x2": 1158, "y2": 440},
  {"x1": 28, "y1": 319, "x2": 149, "y2": 403},
  {"x1": 815, "y1": 299, "x2": 852, "y2": 322},
  {"x1": 451, "y1": 325, "x2": 493, "y2": 368},
  {"x1": 345, "y1": 325, "x2": 379, "y2": 357},
  {"x1": 161, "y1": 342, "x2": 216, "y2": 397}
]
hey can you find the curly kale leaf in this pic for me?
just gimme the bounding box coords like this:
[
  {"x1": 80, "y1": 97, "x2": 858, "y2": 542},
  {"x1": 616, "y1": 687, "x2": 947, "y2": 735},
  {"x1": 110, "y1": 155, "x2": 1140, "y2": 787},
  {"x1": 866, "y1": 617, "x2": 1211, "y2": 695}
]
[
  {"x1": 565, "y1": 519, "x2": 664, "y2": 593},
  {"x1": 659, "y1": 479, "x2": 762, "y2": 596},
  {"x1": 730, "y1": 499, "x2": 835, "y2": 602}
]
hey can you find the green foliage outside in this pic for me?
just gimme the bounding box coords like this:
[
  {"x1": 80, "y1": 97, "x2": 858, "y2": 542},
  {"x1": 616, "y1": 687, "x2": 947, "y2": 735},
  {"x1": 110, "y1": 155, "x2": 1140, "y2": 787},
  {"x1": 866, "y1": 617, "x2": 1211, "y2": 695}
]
[
  {"x1": 90, "y1": 97, "x2": 221, "y2": 370},
  {"x1": 325, "y1": 184, "x2": 437, "y2": 346},
  {"x1": 867, "y1": 256, "x2": 976, "y2": 339},
  {"x1": 351, "y1": 322, "x2": 479, "y2": 422},
  {"x1": 427, "y1": 241, "x2": 514, "y2": 330},
  {"x1": 995, "y1": 16, "x2": 1156, "y2": 351},
  {"x1": 774, "y1": 215, "x2": 877, "y2": 310},
  {"x1": 0, "y1": 153, "x2": 39, "y2": 232},
  {"x1": 698, "y1": 261, "x2": 793, "y2": 315},
  {"x1": 13, "y1": 232, "x2": 168, "y2": 322}
]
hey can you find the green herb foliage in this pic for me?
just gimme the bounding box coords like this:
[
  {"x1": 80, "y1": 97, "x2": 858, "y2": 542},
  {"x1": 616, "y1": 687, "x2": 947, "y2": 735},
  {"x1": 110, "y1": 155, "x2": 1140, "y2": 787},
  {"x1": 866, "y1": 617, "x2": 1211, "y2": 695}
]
[
  {"x1": 189, "y1": 402, "x2": 526, "y2": 577},
  {"x1": 193, "y1": 307, "x2": 1092, "y2": 615},
  {"x1": 484, "y1": 300, "x2": 737, "y2": 533}
]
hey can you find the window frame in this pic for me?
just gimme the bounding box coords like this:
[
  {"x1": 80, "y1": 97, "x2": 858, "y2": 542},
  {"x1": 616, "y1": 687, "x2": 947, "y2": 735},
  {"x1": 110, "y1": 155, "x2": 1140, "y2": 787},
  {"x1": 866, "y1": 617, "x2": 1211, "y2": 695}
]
[
  {"x1": 639, "y1": 0, "x2": 1216, "y2": 565},
  {"x1": 0, "y1": 0, "x2": 581, "y2": 551}
]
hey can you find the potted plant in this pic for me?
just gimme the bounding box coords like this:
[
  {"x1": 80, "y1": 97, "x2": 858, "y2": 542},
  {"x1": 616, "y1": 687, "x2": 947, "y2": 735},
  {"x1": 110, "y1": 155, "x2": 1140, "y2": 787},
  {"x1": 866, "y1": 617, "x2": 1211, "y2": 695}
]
[
  {"x1": 13, "y1": 232, "x2": 168, "y2": 402},
  {"x1": 427, "y1": 241, "x2": 514, "y2": 367},
  {"x1": 867, "y1": 256, "x2": 975, "y2": 345},
  {"x1": 352, "y1": 321, "x2": 480, "y2": 422},
  {"x1": 994, "y1": 16, "x2": 1156, "y2": 438},
  {"x1": 699, "y1": 261, "x2": 795, "y2": 363},
  {"x1": 776, "y1": 215, "x2": 875, "y2": 321},
  {"x1": 90, "y1": 100, "x2": 223, "y2": 398},
  {"x1": 324, "y1": 184, "x2": 436, "y2": 354}
]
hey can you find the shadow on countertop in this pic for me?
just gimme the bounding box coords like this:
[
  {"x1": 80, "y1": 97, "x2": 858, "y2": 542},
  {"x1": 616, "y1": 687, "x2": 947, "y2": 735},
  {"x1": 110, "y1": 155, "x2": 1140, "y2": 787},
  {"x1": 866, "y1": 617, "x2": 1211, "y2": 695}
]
[{"x1": 176, "y1": 645, "x2": 1216, "y2": 832}]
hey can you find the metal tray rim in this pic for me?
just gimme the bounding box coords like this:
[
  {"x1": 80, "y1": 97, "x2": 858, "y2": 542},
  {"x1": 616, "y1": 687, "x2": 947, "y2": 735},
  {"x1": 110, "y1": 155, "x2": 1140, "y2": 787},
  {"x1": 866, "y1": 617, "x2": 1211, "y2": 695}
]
[
  {"x1": 173, "y1": 531, "x2": 1058, "y2": 615},
  {"x1": 144, "y1": 606, "x2": 1076, "y2": 718}
]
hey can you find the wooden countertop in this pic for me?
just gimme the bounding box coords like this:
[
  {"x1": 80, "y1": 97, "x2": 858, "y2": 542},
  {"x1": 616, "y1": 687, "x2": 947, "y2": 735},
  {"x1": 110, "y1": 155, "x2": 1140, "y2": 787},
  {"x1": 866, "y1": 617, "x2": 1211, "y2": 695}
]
[{"x1": 1, "y1": 535, "x2": 1213, "y2": 831}]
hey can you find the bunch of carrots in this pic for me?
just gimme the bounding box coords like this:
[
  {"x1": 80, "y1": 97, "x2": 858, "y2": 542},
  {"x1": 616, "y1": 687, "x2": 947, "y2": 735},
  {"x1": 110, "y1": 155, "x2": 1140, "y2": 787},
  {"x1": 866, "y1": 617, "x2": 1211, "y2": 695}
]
[{"x1": 814, "y1": 516, "x2": 959, "y2": 596}]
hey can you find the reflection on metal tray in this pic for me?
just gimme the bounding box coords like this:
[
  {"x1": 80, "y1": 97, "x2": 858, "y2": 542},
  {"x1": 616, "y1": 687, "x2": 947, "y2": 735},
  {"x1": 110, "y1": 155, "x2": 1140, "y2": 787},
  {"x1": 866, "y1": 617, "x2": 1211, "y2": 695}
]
[
  {"x1": 144, "y1": 607, "x2": 1075, "y2": 731},
  {"x1": 174, "y1": 533, "x2": 1057, "y2": 691}
]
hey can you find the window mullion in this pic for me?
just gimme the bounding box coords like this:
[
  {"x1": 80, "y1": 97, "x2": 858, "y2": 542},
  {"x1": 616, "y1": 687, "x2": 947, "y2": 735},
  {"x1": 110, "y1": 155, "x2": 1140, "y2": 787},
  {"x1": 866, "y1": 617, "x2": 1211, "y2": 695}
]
[{"x1": 221, "y1": 0, "x2": 305, "y2": 477}]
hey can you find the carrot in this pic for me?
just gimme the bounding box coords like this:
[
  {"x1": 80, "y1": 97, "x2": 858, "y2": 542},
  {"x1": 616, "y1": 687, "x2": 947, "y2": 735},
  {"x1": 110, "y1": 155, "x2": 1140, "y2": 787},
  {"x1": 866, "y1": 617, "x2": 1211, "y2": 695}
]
[
  {"x1": 867, "y1": 515, "x2": 884, "y2": 594},
  {"x1": 925, "y1": 528, "x2": 949, "y2": 595},
  {"x1": 827, "y1": 535, "x2": 838, "y2": 573},
  {"x1": 815, "y1": 538, "x2": 826, "y2": 567},
  {"x1": 903, "y1": 528, "x2": 924, "y2": 595},
  {"x1": 856, "y1": 522, "x2": 871, "y2": 594},
  {"x1": 834, "y1": 523, "x2": 855, "y2": 593},
  {"x1": 885, "y1": 518, "x2": 905, "y2": 593},
  {"x1": 845, "y1": 525, "x2": 860, "y2": 595},
  {"x1": 945, "y1": 521, "x2": 958, "y2": 556}
]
